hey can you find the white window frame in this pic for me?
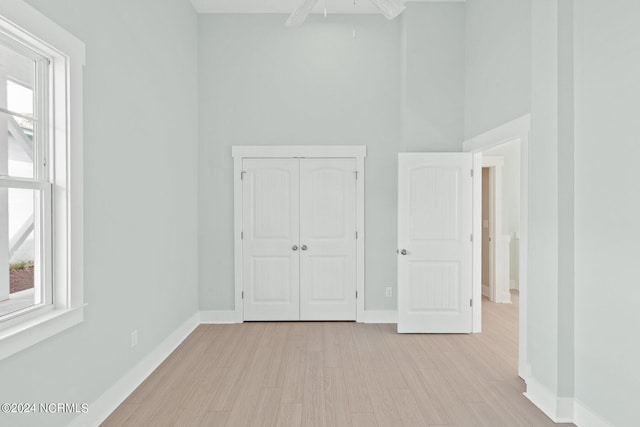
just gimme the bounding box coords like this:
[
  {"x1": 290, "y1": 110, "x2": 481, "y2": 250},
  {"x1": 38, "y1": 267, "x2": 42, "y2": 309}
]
[{"x1": 0, "y1": 0, "x2": 84, "y2": 361}]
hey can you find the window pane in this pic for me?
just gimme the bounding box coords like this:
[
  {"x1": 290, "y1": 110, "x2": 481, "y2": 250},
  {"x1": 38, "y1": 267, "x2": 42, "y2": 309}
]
[
  {"x1": 1, "y1": 42, "x2": 37, "y2": 179},
  {"x1": 0, "y1": 42, "x2": 36, "y2": 117},
  {"x1": 0, "y1": 188, "x2": 44, "y2": 318},
  {"x1": 5, "y1": 116, "x2": 34, "y2": 178},
  {"x1": 7, "y1": 80, "x2": 34, "y2": 118}
]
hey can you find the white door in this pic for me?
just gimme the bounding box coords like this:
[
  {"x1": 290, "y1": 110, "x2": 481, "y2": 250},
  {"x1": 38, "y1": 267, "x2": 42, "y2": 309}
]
[
  {"x1": 242, "y1": 158, "x2": 300, "y2": 321},
  {"x1": 299, "y1": 159, "x2": 357, "y2": 320},
  {"x1": 397, "y1": 153, "x2": 473, "y2": 333}
]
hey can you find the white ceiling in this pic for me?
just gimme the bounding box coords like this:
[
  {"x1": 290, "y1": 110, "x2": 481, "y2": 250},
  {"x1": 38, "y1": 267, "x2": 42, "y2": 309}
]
[{"x1": 190, "y1": 0, "x2": 464, "y2": 15}]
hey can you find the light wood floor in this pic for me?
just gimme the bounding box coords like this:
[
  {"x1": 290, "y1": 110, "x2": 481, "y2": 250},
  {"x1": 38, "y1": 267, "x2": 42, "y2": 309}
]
[{"x1": 103, "y1": 294, "x2": 574, "y2": 426}]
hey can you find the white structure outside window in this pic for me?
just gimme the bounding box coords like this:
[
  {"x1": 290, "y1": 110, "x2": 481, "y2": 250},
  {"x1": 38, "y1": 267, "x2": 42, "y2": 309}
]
[{"x1": 0, "y1": 0, "x2": 84, "y2": 361}]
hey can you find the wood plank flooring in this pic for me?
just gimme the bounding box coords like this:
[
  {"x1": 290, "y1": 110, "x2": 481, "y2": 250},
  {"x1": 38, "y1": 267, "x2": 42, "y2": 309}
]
[{"x1": 103, "y1": 294, "x2": 574, "y2": 426}]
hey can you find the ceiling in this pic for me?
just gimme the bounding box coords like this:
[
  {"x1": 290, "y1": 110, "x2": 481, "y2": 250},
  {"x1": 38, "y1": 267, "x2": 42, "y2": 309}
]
[{"x1": 190, "y1": 0, "x2": 464, "y2": 15}]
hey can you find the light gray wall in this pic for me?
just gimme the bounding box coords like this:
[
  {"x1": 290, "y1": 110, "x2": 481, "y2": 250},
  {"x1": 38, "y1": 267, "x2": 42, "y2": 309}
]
[
  {"x1": 529, "y1": 0, "x2": 577, "y2": 401},
  {"x1": 0, "y1": 1, "x2": 200, "y2": 425},
  {"x1": 402, "y1": 2, "x2": 465, "y2": 151},
  {"x1": 198, "y1": 14, "x2": 402, "y2": 312},
  {"x1": 556, "y1": 0, "x2": 575, "y2": 400},
  {"x1": 574, "y1": 0, "x2": 640, "y2": 424},
  {"x1": 198, "y1": 6, "x2": 465, "y2": 312},
  {"x1": 529, "y1": 0, "x2": 564, "y2": 398},
  {"x1": 464, "y1": 0, "x2": 531, "y2": 139}
]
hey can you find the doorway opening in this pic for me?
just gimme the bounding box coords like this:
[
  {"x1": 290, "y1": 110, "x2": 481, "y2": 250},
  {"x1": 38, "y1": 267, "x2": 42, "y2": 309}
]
[
  {"x1": 465, "y1": 115, "x2": 529, "y2": 379},
  {"x1": 481, "y1": 143, "x2": 521, "y2": 304}
]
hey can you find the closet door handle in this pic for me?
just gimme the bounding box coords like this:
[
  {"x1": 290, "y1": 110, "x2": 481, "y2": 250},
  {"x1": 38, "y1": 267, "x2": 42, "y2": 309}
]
[
  {"x1": 292, "y1": 245, "x2": 298, "y2": 251},
  {"x1": 301, "y1": 245, "x2": 308, "y2": 251}
]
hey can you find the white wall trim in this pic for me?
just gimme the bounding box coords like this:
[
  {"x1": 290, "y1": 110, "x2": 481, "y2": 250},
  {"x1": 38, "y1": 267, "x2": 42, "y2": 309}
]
[
  {"x1": 232, "y1": 145, "x2": 367, "y2": 159},
  {"x1": 523, "y1": 376, "x2": 614, "y2": 426},
  {"x1": 574, "y1": 399, "x2": 613, "y2": 427},
  {"x1": 199, "y1": 310, "x2": 240, "y2": 324},
  {"x1": 360, "y1": 310, "x2": 397, "y2": 324},
  {"x1": 557, "y1": 397, "x2": 575, "y2": 421},
  {"x1": 68, "y1": 313, "x2": 200, "y2": 427},
  {"x1": 471, "y1": 152, "x2": 482, "y2": 332},
  {"x1": 190, "y1": 0, "x2": 465, "y2": 15},
  {"x1": 463, "y1": 114, "x2": 530, "y2": 152},
  {"x1": 523, "y1": 376, "x2": 573, "y2": 423},
  {"x1": 232, "y1": 154, "x2": 243, "y2": 323}
]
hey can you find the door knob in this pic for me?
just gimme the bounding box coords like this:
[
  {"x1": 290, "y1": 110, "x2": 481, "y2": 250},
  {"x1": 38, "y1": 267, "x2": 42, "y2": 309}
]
[
  {"x1": 292, "y1": 245, "x2": 298, "y2": 251},
  {"x1": 301, "y1": 245, "x2": 308, "y2": 251},
  {"x1": 400, "y1": 249, "x2": 407, "y2": 255}
]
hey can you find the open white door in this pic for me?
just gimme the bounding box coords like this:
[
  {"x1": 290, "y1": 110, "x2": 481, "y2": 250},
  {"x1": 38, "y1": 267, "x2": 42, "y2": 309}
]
[
  {"x1": 242, "y1": 159, "x2": 300, "y2": 321},
  {"x1": 299, "y1": 158, "x2": 357, "y2": 320},
  {"x1": 397, "y1": 153, "x2": 474, "y2": 333}
]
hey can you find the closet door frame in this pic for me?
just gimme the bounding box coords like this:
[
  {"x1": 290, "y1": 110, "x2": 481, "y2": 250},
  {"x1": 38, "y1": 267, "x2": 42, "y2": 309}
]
[{"x1": 232, "y1": 146, "x2": 366, "y2": 323}]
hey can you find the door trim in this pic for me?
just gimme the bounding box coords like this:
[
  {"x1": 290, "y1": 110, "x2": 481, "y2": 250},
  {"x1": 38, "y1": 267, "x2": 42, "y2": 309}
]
[
  {"x1": 232, "y1": 146, "x2": 367, "y2": 323},
  {"x1": 463, "y1": 114, "x2": 530, "y2": 380},
  {"x1": 482, "y1": 156, "x2": 511, "y2": 304}
]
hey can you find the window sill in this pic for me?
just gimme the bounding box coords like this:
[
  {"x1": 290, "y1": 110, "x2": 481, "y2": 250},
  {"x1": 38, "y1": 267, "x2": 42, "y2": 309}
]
[{"x1": 0, "y1": 305, "x2": 85, "y2": 361}]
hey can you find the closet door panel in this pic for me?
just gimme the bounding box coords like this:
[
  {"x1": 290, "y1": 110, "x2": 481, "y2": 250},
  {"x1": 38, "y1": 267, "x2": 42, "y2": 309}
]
[
  {"x1": 242, "y1": 158, "x2": 300, "y2": 321},
  {"x1": 299, "y1": 158, "x2": 357, "y2": 320}
]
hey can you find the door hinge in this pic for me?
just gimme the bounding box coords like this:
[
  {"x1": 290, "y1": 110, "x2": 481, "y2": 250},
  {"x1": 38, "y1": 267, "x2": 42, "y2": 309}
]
[
  {"x1": 241, "y1": 231, "x2": 244, "y2": 240},
  {"x1": 356, "y1": 290, "x2": 358, "y2": 299},
  {"x1": 242, "y1": 291, "x2": 244, "y2": 299},
  {"x1": 470, "y1": 169, "x2": 474, "y2": 177},
  {"x1": 241, "y1": 171, "x2": 246, "y2": 180},
  {"x1": 470, "y1": 233, "x2": 473, "y2": 242},
  {"x1": 355, "y1": 231, "x2": 358, "y2": 239},
  {"x1": 470, "y1": 299, "x2": 473, "y2": 307},
  {"x1": 354, "y1": 171, "x2": 359, "y2": 180}
]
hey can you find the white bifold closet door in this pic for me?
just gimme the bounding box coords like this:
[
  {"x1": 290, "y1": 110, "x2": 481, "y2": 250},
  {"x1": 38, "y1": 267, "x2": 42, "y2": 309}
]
[
  {"x1": 299, "y1": 159, "x2": 356, "y2": 320},
  {"x1": 242, "y1": 159, "x2": 300, "y2": 321},
  {"x1": 242, "y1": 158, "x2": 356, "y2": 321}
]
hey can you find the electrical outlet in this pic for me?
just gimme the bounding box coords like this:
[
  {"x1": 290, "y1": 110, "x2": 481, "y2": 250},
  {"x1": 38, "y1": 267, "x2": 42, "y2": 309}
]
[
  {"x1": 131, "y1": 330, "x2": 138, "y2": 348},
  {"x1": 385, "y1": 287, "x2": 393, "y2": 297}
]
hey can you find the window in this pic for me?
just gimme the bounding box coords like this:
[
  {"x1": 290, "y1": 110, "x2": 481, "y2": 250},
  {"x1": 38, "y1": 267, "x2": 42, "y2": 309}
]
[
  {"x1": 0, "y1": 0, "x2": 84, "y2": 360},
  {"x1": 0, "y1": 35, "x2": 51, "y2": 320}
]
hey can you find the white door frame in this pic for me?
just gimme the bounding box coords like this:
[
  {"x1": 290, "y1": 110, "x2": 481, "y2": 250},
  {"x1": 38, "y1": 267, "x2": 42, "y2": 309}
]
[
  {"x1": 482, "y1": 156, "x2": 512, "y2": 304},
  {"x1": 464, "y1": 115, "x2": 530, "y2": 379},
  {"x1": 232, "y1": 145, "x2": 367, "y2": 323}
]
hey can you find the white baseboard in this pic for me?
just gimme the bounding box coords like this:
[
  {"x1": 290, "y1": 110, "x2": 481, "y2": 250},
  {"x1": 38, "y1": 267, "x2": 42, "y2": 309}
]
[
  {"x1": 557, "y1": 397, "x2": 575, "y2": 421},
  {"x1": 524, "y1": 376, "x2": 613, "y2": 426},
  {"x1": 496, "y1": 290, "x2": 513, "y2": 303},
  {"x1": 68, "y1": 313, "x2": 199, "y2": 427},
  {"x1": 574, "y1": 399, "x2": 613, "y2": 427},
  {"x1": 360, "y1": 310, "x2": 397, "y2": 324},
  {"x1": 523, "y1": 376, "x2": 574, "y2": 423},
  {"x1": 199, "y1": 310, "x2": 239, "y2": 324}
]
